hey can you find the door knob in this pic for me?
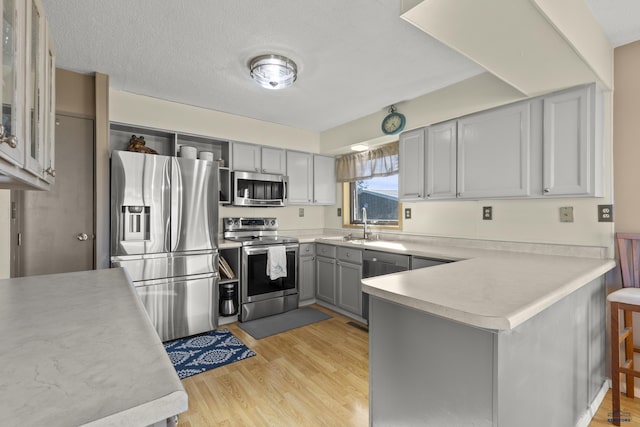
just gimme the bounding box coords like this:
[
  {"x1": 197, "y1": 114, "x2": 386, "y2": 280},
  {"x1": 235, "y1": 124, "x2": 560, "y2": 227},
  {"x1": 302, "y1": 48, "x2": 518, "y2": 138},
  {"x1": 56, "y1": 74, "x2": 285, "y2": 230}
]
[{"x1": 76, "y1": 233, "x2": 88, "y2": 241}]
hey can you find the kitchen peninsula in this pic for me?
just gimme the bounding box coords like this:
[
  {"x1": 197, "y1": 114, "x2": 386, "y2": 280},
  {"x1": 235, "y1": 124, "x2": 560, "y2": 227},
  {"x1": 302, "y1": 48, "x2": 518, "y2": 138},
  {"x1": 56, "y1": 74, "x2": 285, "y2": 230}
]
[
  {"x1": 361, "y1": 242, "x2": 615, "y2": 427},
  {"x1": 0, "y1": 268, "x2": 187, "y2": 426}
]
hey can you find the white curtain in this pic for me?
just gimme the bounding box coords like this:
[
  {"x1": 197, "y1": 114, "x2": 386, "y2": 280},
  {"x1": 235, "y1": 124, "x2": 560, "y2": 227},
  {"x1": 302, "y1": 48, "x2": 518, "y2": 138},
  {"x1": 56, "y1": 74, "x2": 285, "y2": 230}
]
[{"x1": 336, "y1": 142, "x2": 398, "y2": 182}]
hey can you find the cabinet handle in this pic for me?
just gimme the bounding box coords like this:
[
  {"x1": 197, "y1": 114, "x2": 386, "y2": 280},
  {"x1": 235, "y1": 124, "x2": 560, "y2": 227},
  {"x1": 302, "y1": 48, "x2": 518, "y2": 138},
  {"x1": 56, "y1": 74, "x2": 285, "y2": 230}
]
[
  {"x1": 255, "y1": 168, "x2": 259, "y2": 172},
  {"x1": 426, "y1": 194, "x2": 431, "y2": 198},
  {"x1": 0, "y1": 125, "x2": 17, "y2": 149},
  {"x1": 544, "y1": 188, "x2": 551, "y2": 193},
  {"x1": 457, "y1": 192, "x2": 462, "y2": 197},
  {"x1": 262, "y1": 169, "x2": 267, "y2": 173},
  {"x1": 45, "y1": 167, "x2": 56, "y2": 177}
]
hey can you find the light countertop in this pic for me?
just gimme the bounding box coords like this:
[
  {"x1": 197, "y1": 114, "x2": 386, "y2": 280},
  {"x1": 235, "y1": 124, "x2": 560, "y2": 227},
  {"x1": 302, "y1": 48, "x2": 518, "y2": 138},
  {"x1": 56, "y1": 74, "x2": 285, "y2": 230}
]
[
  {"x1": 0, "y1": 268, "x2": 187, "y2": 426},
  {"x1": 313, "y1": 236, "x2": 614, "y2": 331}
]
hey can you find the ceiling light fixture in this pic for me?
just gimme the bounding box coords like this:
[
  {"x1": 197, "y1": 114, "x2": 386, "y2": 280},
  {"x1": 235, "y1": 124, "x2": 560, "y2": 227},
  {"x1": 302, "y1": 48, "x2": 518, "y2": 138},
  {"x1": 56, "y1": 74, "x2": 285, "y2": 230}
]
[
  {"x1": 351, "y1": 144, "x2": 369, "y2": 152},
  {"x1": 249, "y1": 54, "x2": 297, "y2": 90}
]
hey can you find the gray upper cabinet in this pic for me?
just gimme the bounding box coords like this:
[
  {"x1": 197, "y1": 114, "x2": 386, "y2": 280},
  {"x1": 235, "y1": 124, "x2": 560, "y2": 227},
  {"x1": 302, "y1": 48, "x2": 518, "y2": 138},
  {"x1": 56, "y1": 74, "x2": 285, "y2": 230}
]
[
  {"x1": 399, "y1": 128, "x2": 425, "y2": 201},
  {"x1": 542, "y1": 84, "x2": 602, "y2": 197},
  {"x1": 425, "y1": 119, "x2": 457, "y2": 200},
  {"x1": 287, "y1": 151, "x2": 336, "y2": 205},
  {"x1": 313, "y1": 155, "x2": 336, "y2": 205},
  {"x1": 286, "y1": 150, "x2": 314, "y2": 204},
  {"x1": 457, "y1": 101, "x2": 532, "y2": 199},
  {"x1": 232, "y1": 142, "x2": 261, "y2": 172},
  {"x1": 261, "y1": 146, "x2": 286, "y2": 175}
]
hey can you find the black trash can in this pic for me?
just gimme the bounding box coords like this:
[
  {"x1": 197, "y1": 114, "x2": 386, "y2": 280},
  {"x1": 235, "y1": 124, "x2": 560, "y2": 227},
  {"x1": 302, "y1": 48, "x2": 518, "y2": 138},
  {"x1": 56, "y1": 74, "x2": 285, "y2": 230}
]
[{"x1": 219, "y1": 283, "x2": 238, "y2": 316}]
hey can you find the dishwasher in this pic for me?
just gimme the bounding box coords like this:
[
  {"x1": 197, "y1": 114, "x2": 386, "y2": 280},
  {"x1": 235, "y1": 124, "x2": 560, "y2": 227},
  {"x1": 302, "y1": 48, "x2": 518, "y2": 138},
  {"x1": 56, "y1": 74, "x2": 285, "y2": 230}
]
[{"x1": 362, "y1": 250, "x2": 411, "y2": 321}]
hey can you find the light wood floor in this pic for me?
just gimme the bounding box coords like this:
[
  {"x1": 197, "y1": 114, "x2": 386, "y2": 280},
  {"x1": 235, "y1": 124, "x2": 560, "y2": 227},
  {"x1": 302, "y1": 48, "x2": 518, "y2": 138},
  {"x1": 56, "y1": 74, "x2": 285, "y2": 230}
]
[
  {"x1": 176, "y1": 304, "x2": 640, "y2": 426},
  {"x1": 590, "y1": 389, "x2": 640, "y2": 426},
  {"x1": 177, "y1": 305, "x2": 369, "y2": 426}
]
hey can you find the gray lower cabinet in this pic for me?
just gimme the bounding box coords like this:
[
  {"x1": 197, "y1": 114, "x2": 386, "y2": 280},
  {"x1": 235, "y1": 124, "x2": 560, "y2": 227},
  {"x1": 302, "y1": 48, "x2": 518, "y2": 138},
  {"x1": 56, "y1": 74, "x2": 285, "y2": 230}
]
[
  {"x1": 336, "y1": 246, "x2": 363, "y2": 315},
  {"x1": 316, "y1": 255, "x2": 336, "y2": 304},
  {"x1": 337, "y1": 261, "x2": 362, "y2": 315},
  {"x1": 299, "y1": 243, "x2": 315, "y2": 302}
]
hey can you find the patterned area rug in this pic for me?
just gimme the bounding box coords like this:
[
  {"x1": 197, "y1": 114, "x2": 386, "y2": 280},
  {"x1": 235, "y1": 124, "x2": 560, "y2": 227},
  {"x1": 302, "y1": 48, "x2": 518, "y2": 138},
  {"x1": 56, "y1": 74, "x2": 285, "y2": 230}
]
[{"x1": 164, "y1": 329, "x2": 256, "y2": 379}]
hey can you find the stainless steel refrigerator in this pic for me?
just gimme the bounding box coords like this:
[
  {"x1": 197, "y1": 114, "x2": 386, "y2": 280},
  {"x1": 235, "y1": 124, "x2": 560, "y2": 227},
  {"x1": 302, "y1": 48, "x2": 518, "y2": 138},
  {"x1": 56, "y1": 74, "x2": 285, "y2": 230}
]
[{"x1": 110, "y1": 150, "x2": 219, "y2": 342}]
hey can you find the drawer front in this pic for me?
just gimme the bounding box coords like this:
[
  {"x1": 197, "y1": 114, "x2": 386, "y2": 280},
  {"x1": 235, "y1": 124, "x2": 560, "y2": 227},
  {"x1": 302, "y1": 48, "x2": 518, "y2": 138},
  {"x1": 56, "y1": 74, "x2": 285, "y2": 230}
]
[
  {"x1": 300, "y1": 243, "x2": 315, "y2": 257},
  {"x1": 338, "y1": 247, "x2": 362, "y2": 264},
  {"x1": 316, "y1": 243, "x2": 336, "y2": 258}
]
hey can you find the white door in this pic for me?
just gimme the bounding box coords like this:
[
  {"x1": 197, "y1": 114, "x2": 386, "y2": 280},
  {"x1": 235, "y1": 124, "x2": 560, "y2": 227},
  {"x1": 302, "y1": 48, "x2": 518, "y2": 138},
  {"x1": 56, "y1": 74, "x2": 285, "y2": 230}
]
[
  {"x1": 426, "y1": 120, "x2": 457, "y2": 200},
  {"x1": 286, "y1": 151, "x2": 313, "y2": 204},
  {"x1": 457, "y1": 101, "x2": 531, "y2": 199},
  {"x1": 399, "y1": 128, "x2": 425, "y2": 201},
  {"x1": 260, "y1": 147, "x2": 286, "y2": 175},
  {"x1": 313, "y1": 155, "x2": 336, "y2": 205},
  {"x1": 542, "y1": 85, "x2": 597, "y2": 196},
  {"x1": 14, "y1": 115, "x2": 94, "y2": 276}
]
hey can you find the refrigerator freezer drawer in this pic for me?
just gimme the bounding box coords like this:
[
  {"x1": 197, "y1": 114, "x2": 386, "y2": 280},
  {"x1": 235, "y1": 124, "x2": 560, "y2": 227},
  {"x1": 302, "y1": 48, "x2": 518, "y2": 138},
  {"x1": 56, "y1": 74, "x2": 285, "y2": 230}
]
[
  {"x1": 135, "y1": 274, "x2": 218, "y2": 342},
  {"x1": 112, "y1": 252, "x2": 217, "y2": 282}
]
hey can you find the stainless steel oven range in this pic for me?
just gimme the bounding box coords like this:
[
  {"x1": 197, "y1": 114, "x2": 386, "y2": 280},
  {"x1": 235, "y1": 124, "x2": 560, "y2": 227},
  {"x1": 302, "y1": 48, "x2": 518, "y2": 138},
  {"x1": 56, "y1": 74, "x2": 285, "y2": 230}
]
[{"x1": 223, "y1": 217, "x2": 299, "y2": 322}]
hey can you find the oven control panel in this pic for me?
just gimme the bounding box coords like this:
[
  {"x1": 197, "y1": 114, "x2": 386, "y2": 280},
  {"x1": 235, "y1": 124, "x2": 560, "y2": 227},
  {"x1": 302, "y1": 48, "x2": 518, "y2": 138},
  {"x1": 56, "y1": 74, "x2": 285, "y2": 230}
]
[{"x1": 223, "y1": 217, "x2": 278, "y2": 232}]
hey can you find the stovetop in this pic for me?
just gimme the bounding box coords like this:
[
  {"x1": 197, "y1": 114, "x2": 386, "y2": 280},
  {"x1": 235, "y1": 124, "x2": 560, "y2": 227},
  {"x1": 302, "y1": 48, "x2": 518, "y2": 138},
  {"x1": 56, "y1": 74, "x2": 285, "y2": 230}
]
[{"x1": 224, "y1": 235, "x2": 298, "y2": 246}]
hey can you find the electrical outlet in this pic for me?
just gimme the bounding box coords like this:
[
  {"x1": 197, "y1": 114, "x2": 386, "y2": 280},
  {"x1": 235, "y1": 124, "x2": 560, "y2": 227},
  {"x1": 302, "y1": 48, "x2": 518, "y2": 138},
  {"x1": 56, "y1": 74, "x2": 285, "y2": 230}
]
[
  {"x1": 337, "y1": 208, "x2": 342, "y2": 217},
  {"x1": 483, "y1": 206, "x2": 492, "y2": 220},
  {"x1": 598, "y1": 204, "x2": 613, "y2": 222},
  {"x1": 299, "y1": 208, "x2": 304, "y2": 217},
  {"x1": 404, "y1": 208, "x2": 411, "y2": 219},
  {"x1": 559, "y1": 206, "x2": 574, "y2": 223}
]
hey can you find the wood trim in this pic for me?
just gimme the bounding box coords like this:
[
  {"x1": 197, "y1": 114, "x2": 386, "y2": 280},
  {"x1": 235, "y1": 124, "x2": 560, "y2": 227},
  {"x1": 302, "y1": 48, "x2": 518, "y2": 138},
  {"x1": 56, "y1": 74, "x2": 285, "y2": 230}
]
[
  {"x1": 341, "y1": 182, "x2": 402, "y2": 231},
  {"x1": 94, "y1": 72, "x2": 110, "y2": 269}
]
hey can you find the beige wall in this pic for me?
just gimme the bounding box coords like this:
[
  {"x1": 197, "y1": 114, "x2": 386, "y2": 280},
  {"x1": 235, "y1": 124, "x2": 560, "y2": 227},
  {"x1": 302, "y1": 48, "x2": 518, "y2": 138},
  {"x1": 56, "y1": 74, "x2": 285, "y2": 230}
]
[
  {"x1": 613, "y1": 41, "x2": 640, "y2": 233},
  {"x1": 56, "y1": 68, "x2": 96, "y2": 116}
]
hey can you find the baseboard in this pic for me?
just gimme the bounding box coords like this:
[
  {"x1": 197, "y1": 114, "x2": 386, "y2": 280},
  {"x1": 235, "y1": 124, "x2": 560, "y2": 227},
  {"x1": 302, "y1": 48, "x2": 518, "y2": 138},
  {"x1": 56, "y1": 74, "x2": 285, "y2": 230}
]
[{"x1": 575, "y1": 380, "x2": 610, "y2": 427}]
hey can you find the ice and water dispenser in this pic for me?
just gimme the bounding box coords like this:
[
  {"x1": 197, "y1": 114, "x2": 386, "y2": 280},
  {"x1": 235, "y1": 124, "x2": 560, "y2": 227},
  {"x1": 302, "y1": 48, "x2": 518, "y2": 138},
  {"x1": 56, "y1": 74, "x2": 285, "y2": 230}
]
[{"x1": 122, "y1": 205, "x2": 151, "y2": 241}]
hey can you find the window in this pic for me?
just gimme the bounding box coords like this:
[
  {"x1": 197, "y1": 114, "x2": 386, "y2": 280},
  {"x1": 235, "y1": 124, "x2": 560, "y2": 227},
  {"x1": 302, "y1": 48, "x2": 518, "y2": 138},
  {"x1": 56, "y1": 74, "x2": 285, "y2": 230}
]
[
  {"x1": 343, "y1": 174, "x2": 401, "y2": 228},
  {"x1": 337, "y1": 141, "x2": 401, "y2": 229}
]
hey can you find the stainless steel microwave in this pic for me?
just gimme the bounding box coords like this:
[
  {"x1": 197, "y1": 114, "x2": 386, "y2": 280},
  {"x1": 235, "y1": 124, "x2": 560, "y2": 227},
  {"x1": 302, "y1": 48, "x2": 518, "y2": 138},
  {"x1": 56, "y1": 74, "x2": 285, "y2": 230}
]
[{"x1": 232, "y1": 171, "x2": 288, "y2": 207}]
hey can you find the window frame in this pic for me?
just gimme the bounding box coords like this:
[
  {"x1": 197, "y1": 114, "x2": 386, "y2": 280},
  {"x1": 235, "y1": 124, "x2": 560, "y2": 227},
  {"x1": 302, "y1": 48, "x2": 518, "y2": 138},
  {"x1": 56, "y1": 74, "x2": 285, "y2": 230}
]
[{"x1": 341, "y1": 181, "x2": 403, "y2": 231}]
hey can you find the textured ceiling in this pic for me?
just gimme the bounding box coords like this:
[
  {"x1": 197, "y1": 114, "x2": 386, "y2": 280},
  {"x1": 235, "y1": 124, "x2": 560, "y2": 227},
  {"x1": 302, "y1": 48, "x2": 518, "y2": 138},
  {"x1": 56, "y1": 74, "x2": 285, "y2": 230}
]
[
  {"x1": 586, "y1": 0, "x2": 640, "y2": 47},
  {"x1": 42, "y1": 1, "x2": 640, "y2": 133}
]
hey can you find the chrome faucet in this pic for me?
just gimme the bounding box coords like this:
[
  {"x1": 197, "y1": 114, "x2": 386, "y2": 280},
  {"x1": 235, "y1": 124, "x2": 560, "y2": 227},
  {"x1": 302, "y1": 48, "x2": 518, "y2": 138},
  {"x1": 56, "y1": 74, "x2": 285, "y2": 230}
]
[{"x1": 362, "y1": 207, "x2": 368, "y2": 239}]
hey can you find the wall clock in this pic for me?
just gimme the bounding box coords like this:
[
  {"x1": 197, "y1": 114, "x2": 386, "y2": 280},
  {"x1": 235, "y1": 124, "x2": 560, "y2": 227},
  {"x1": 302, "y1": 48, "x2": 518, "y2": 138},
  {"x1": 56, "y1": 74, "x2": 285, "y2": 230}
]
[{"x1": 381, "y1": 105, "x2": 406, "y2": 135}]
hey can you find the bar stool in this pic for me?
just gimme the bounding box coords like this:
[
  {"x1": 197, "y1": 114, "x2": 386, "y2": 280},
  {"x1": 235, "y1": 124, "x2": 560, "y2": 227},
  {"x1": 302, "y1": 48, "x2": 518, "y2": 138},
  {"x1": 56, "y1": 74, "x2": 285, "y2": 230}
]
[{"x1": 608, "y1": 233, "x2": 640, "y2": 425}]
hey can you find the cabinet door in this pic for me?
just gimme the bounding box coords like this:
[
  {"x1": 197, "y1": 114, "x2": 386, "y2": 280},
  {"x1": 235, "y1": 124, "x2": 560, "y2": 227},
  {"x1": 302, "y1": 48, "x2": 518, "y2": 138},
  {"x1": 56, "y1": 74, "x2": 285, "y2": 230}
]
[
  {"x1": 543, "y1": 85, "x2": 599, "y2": 196},
  {"x1": 425, "y1": 120, "x2": 457, "y2": 199},
  {"x1": 261, "y1": 146, "x2": 286, "y2": 175},
  {"x1": 232, "y1": 142, "x2": 261, "y2": 172},
  {"x1": 457, "y1": 102, "x2": 531, "y2": 198},
  {"x1": 315, "y1": 255, "x2": 336, "y2": 304},
  {"x1": 24, "y1": 0, "x2": 46, "y2": 177},
  {"x1": 286, "y1": 151, "x2": 313, "y2": 204},
  {"x1": 0, "y1": 0, "x2": 24, "y2": 166},
  {"x1": 399, "y1": 128, "x2": 425, "y2": 201},
  {"x1": 337, "y1": 261, "x2": 362, "y2": 315},
  {"x1": 43, "y1": 23, "x2": 55, "y2": 183},
  {"x1": 313, "y1": 155, "x2": 336, "y2": 205},
  {"x1": 299, "y1": 255, "x2": 316, "y2": 301}
]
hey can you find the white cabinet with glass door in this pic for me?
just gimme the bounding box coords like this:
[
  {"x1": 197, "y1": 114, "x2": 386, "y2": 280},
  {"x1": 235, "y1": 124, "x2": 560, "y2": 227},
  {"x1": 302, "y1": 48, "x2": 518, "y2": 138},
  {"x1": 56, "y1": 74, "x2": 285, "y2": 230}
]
[
  {"x1": 24, "y1": 0, "x2": 47, "y2": 179},
  {"x1": 0, "y1": 0, "x2": 24, "y2": 167},
  {"x1": 42, "y1": 21, "x2": 55, "y2": 183}
]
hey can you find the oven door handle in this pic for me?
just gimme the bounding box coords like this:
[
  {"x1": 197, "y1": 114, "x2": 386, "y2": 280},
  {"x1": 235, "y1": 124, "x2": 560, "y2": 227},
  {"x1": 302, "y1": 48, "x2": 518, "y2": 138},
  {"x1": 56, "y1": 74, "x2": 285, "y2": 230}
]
[{"x1": 243, "y1": 244, "x2": 299, "y2": 255}]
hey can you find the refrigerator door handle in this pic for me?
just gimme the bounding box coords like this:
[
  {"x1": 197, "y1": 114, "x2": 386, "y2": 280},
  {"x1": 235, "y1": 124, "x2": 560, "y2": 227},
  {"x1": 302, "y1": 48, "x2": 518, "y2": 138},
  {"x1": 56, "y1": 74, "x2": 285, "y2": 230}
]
[{"x1": 170, "y1": 158, "x2": 183, "y2": 252}]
